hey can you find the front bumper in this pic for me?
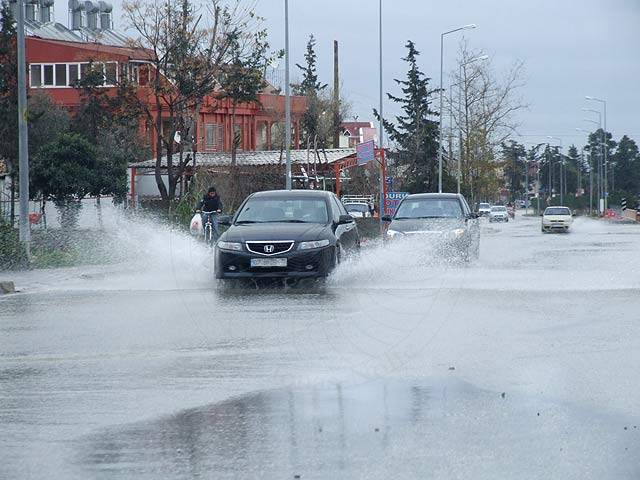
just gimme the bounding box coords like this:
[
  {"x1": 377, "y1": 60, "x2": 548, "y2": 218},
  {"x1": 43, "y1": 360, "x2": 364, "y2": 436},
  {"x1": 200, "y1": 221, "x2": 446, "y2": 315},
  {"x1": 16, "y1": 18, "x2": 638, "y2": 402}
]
[
  {"x1": 489, "y1": 215, "x2": 508, "y2": 222},
  {"x1": 215, "y1": 245, "x2": 336, "y2": 279},
  {"x1": 542, "y1": 222, "x2": 570, "y2": 230}
]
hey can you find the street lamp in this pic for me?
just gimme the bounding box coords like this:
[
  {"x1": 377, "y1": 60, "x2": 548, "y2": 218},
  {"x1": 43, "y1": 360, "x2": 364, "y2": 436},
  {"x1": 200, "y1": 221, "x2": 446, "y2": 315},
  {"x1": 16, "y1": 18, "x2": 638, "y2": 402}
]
[
  {"x1": 453, "y1": 54, "x2": 488, "y2": 194},
  {"x1": 438, "y1": 23, "x2": 476, "y2": 193},
  {"x1": 284, "y1": 0, "x2": 292, "y2": 190},
  {"x1": 576, "y1": 128, "x2": 593, "y2": 215},
  {"x1": 378, "y1": 0, "x2": 384, "y2": 226},
  {"x1": 547, "y1": 136, "x2": 563, "y2": 205},
  {"x1": 583, "y1": 114, "x2": 604, "y2": 213},
  {"x1": 586, "y1": 96, "x2": 608, "y2": 209}
]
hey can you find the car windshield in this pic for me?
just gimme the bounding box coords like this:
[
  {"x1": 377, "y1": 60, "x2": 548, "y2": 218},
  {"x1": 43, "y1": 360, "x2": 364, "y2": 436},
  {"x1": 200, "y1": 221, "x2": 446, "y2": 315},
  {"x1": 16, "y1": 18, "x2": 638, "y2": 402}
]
[
  {"x1": 345, "y1": 204, "x2": 369, "y2": 213},
  {"x1": 491, "y1": 206, "x2": 507, "y2": 212},
  {"x1": 479, "y1": 203, "x2": 490, "y2": 209},
  {"x1": 395, "y1": 198, "x2": 463, "y2": 219},
  {"x1": 236, "y1": 197, "x2": 329, "y2": 224},
  {"x1": 545, "y1": 207, "x2": 571, "y2": 215}
]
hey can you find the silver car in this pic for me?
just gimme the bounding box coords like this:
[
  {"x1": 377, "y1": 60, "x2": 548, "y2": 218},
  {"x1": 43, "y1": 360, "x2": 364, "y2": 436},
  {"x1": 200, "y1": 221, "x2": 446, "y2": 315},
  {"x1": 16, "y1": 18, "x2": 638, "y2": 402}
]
[{"x1": 489, "y1": 205, "x2": 509, "y2": 223}]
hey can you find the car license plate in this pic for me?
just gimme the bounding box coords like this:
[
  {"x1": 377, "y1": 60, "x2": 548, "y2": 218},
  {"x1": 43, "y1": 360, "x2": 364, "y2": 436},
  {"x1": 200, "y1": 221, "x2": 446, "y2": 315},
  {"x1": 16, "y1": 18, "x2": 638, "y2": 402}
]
[{"x1": 251, "y1": 258, "x2": 287, "y2": 268}]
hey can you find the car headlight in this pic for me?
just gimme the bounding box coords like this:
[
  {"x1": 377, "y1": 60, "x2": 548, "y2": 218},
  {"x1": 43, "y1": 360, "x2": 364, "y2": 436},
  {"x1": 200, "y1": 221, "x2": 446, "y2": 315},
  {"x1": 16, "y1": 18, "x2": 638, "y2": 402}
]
[
  {"x1": 451, "y1": 228, "x2": 465, "y2": 238},
  {"x1": 298, "y1": 239, "x2": 331, "y2": 250},
  {"x1": 385, "y1": 229, "x2": 403, "y2": 238},
  {"x1": 217, "y1": 241, "x2": 242, "y2": 251}
]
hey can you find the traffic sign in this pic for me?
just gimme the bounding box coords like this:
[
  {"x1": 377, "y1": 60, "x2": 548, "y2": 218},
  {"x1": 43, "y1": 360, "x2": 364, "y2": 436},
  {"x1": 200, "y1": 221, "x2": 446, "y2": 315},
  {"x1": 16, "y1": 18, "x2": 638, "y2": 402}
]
[{"x1": 356, "y1": 140, "x2": 375, "y2": 166}]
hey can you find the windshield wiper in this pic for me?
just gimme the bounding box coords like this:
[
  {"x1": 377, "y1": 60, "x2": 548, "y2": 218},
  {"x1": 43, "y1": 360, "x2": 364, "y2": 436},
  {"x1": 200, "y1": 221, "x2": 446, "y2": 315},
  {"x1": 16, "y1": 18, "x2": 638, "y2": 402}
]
[{"x1": 235, "y1": 220, "x2": 262, "y2": 224}]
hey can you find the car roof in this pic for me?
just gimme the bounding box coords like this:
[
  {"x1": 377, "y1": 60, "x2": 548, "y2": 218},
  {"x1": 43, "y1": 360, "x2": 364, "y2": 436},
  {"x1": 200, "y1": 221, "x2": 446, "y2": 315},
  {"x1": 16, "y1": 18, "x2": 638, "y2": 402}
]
[
  {"x1": 404, "y1": 193, "x2": 465, "y2": 200},
  {"x1": 249, "y1": 189, "x2": 333, "y2": 199}
]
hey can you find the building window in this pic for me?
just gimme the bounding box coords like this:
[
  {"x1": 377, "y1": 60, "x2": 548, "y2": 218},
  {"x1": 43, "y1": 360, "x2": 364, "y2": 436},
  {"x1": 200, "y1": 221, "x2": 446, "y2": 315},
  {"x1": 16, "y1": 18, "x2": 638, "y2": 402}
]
[
  {"x1": 55, "y1": 64, "x2": 67, "y2": 86},
  {"x1": 30, "y1": 65, "x2": 42, "y2": 87},
  {"x1": 233, "y1": 124, "x2": 243, "y2": 151},
  {"x1": 105, "y1": 63, "x2": 117, "y2": 85},
  {"x1": 69, "y1": 64, "x2": 79, "y2": 84},
  {"x1": 205, "y1": 123, "x2": 223, "y2": 151},
  {"x1": 43, "y1": 65, "x2": 54, "y2": 86},
  {"x1": 79, "y1": 63, "x2": 88, "y2": 81}
]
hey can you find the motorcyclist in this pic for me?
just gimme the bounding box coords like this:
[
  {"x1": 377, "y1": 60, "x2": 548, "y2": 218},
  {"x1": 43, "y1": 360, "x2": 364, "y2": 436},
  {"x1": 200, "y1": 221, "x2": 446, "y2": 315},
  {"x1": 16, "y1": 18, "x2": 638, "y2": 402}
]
[{"x1": 197, "y1": 187, "x2": 223, "y2": 238}]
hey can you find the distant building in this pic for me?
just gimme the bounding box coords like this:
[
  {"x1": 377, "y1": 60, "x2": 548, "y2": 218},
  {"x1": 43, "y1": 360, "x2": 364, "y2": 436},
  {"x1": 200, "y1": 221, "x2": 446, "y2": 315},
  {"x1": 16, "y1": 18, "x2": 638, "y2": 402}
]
[{"x1": 339, "y1": 121, "x2": 378, "y2": 148}]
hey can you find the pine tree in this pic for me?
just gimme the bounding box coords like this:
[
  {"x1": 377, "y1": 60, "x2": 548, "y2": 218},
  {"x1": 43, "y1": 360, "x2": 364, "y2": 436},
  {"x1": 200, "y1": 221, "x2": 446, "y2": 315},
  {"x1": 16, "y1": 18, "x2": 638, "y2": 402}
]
[
  {"x1": 612, "y1": 135, "x2": 639, "y2": 202},
  {"x1": 294, "y1": 35, "x2": 326, "y2": 96},
  {"x1": 374, "y1": 41, "x2": 440, "y2": 193},
  {"x1": 293, "y1": 35, "x2": 327, "y2": 148}
]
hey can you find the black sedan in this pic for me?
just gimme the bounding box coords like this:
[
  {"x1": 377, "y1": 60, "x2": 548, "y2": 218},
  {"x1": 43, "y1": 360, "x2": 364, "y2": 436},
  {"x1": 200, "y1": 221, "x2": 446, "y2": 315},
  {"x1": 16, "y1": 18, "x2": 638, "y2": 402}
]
[
  {"x1": 215, "y1": 190, "x2": 359, "y2": 283},
  {"x1": 382, "y1": 193, "x2": 480, "y2": 261}
]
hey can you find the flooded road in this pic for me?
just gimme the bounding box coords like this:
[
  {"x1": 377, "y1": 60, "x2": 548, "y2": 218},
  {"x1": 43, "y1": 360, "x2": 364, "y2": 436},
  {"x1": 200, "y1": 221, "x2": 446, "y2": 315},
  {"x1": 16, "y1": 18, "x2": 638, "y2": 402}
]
[{"x1": 2, "y1": 213, "x2": 640, "y2": 479}]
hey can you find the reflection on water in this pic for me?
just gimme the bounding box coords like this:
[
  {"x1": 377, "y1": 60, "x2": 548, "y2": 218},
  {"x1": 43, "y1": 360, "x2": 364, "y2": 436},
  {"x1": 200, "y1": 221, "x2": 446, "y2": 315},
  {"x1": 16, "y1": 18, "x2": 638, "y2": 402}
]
[{"x1": 79, "y1": 378, "x2": 639, "y2": 480}]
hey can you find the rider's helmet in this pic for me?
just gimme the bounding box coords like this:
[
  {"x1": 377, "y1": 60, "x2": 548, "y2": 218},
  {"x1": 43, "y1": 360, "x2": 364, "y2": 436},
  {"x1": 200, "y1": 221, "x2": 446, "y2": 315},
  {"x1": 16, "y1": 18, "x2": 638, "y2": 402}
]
[{"x1": 207, "y1": 187, "x2": 217, "y2": 196}]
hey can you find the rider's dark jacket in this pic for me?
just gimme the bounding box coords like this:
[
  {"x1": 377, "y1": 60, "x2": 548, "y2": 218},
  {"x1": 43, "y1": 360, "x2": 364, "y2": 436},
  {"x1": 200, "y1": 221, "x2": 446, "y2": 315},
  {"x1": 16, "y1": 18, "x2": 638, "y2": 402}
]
[{"x1": 198, "y1": 195, "x2": 223, "y2": 212}]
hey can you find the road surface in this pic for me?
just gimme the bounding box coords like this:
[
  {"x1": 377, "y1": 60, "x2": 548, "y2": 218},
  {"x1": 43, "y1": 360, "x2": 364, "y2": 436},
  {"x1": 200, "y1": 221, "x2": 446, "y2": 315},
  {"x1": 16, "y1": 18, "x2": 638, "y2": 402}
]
[{"x1": 2, "y1": 213, "x2": 639, "y2": 479}]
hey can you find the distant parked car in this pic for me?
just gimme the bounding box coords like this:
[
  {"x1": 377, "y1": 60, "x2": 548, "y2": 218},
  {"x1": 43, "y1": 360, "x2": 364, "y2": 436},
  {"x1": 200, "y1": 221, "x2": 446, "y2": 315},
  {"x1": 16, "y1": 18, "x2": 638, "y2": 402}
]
[
  {"x1": 478, "y1": 202, "x2": 491, "y2": 216},
  {"x1": 489, "y1": 205, "x2": 509, "y2": 223},
  {"x1": 344, "y1": 202, "x2": 372, "y2": 218},
  {"x1": 541, "y1": 206, "x2": 573, "y2": 233}
]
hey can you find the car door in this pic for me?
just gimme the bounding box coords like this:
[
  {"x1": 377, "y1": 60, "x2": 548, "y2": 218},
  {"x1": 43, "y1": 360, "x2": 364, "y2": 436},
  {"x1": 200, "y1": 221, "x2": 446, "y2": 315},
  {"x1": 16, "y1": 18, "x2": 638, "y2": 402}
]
[{"x1": 331, "y1": 194, "x2": 358, "y2": 250}]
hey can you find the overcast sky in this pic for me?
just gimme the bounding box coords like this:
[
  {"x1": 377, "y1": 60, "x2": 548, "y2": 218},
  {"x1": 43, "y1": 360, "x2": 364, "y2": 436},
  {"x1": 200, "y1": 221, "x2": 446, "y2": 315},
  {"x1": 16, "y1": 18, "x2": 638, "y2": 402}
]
[{"x1": 62, "y1": 0, "x2": 640, "y2": 151}]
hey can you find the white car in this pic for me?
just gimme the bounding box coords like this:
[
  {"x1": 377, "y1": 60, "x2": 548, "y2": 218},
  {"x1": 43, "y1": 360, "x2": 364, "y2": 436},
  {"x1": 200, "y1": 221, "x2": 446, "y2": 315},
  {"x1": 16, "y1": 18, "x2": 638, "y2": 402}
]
[
  {"x1": 344, "y1": 202, "x2": 372, "y2": 218},
  {"x1": 478, "y1": 202, "x2": 491, "y2": 216},
  {"x1": 489, "y1": 205, "x2": 509, "y2": 222},
  {"x1": 541, "y1": 206, "x2": 573, "y2": 233}
]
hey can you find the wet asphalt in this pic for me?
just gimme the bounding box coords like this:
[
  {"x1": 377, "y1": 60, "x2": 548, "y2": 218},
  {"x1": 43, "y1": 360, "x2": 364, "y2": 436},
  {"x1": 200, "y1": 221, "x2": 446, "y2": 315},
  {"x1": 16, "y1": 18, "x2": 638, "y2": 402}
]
[{"x1": 1, "y1": 213, "x2": 640, "y2": 479}]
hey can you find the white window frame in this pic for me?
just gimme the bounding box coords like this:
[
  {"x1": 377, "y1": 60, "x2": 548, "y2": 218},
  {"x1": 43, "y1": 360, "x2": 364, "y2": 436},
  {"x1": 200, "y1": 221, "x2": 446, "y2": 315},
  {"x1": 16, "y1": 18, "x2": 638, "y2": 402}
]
[{"x1": 28, "y1": 61, "x2": 119, "y2": 89}]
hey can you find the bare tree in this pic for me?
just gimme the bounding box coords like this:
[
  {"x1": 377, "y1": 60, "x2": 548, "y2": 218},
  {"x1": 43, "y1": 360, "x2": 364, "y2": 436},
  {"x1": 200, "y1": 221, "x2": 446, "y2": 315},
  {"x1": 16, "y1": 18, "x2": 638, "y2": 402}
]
[
  {"x1": 122, "y1": 0, "x2": 263, "y2": 203},
  {"x1": 449, "y1": 40, "x2": 527, "y2": 204}
]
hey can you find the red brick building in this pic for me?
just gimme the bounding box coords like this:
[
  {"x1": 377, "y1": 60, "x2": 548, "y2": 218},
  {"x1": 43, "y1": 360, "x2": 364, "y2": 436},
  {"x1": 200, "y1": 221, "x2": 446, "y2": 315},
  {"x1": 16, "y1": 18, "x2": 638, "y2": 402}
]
[{"x1": 19, "y1": 3, "x2": 307, "y2": 156}]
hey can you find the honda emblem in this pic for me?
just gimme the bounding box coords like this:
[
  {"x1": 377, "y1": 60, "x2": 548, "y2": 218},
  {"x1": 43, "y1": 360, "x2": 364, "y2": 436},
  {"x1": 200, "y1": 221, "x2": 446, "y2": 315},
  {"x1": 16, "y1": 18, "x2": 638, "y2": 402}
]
[{"x1": 264, "y1": 245, "x2": 275, "y2": 253}]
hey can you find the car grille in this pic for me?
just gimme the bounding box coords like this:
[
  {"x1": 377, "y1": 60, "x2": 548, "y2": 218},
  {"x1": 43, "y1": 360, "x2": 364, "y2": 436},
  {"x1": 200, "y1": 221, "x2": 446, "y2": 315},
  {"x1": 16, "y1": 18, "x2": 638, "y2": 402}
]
[{"x1": 246, "y1": 241, "x2": 294, "y2": 256}]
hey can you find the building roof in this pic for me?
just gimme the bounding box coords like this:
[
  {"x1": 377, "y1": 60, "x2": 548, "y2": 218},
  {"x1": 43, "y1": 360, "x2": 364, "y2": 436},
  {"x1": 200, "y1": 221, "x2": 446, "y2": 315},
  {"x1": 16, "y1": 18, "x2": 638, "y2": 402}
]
[
  {"x1": 25, "y1": 20, "x2": 84, "y2": 42},
  {"x1": 341, "y1": 121, "x2": 374, "y2": 136},
  {"x1": 130, "y1": 149, "x2": 357, "y2": 169}
]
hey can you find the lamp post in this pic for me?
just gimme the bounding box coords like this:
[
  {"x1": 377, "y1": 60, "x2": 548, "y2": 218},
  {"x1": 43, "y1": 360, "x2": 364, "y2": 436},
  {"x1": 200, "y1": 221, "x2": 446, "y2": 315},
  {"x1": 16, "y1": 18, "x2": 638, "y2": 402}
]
[
  {"x1": 16, "y1": 0, "x2": 30, "y2": 253},
  {"x1": 586, "y1": 96, "x2": 607, "y2": 210},
  {"x1": 547, "y1": 136, "x2": 563, "y2": 204},
  {"x1": 576, "y1": 128, "x2": 592, "y2": 214},
  {"x1": 378, "y1": 0, "x2": 385, "y2": 225},
  {"x1": 284, "y1": 0, "x2": 292, "y2": 190},
  {"x1": 453, "y1": 54, "x2": 488, "y2": 194},
  {"x1": 438, "y1": 23, "x2": 476, "y2": 193},
  {"x1": 583, "y1": 114, "x2": 603, "y2": 213}
]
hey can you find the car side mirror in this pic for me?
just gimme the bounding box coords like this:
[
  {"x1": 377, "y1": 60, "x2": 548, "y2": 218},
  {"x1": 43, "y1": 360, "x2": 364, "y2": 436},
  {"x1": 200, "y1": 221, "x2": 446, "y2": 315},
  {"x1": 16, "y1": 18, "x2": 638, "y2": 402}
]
[
  {"x1": 218, "y1": 215, "x2": 232, "y2": 226},
  {"x1": 338, "y1": 214, "x2": 354, "y2": 225},
  {"x1": 381, "y1": 215, "x2": 393, "y2": 222}
]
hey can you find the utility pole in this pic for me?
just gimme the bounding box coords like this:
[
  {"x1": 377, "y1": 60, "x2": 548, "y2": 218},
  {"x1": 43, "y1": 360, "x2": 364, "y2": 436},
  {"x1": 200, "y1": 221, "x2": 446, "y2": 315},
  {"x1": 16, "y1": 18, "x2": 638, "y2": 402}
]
[
  {"x1": 378, "y1": 0, "x2": 384, "y2": 224},
  {"x1": 333, "y1": 40, "x2": 340, "y2": 149},
  {"x1": 284, "y1": 0, "x2": 292, "y2": 190},
  {"x1": 16, "y1": 0, "x2": 31, "y2": 254}
]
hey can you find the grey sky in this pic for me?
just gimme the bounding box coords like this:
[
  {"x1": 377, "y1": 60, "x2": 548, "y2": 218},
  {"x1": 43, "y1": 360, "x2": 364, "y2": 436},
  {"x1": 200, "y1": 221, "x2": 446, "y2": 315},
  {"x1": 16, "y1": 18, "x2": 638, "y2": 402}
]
[{"x1": 60, "y1": 0, "x2": 640, "y2": 151}]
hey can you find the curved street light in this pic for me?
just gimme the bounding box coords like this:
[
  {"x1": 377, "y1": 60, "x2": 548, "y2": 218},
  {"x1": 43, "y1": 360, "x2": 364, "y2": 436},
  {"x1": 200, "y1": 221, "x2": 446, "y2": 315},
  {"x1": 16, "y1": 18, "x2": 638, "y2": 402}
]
[{"x1": 438, "y1": 23, "x2": 477, "y2": 193}]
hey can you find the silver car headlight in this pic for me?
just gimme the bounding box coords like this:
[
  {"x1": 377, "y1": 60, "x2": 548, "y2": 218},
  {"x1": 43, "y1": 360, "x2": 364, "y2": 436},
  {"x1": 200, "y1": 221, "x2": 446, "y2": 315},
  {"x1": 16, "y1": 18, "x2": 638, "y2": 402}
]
[
  {"x1": 217, "y1": 241, "x2": 242, "y2": 251},
  {"x1": 298, "y1": 239, "x2": 330, "y2": 250}
]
